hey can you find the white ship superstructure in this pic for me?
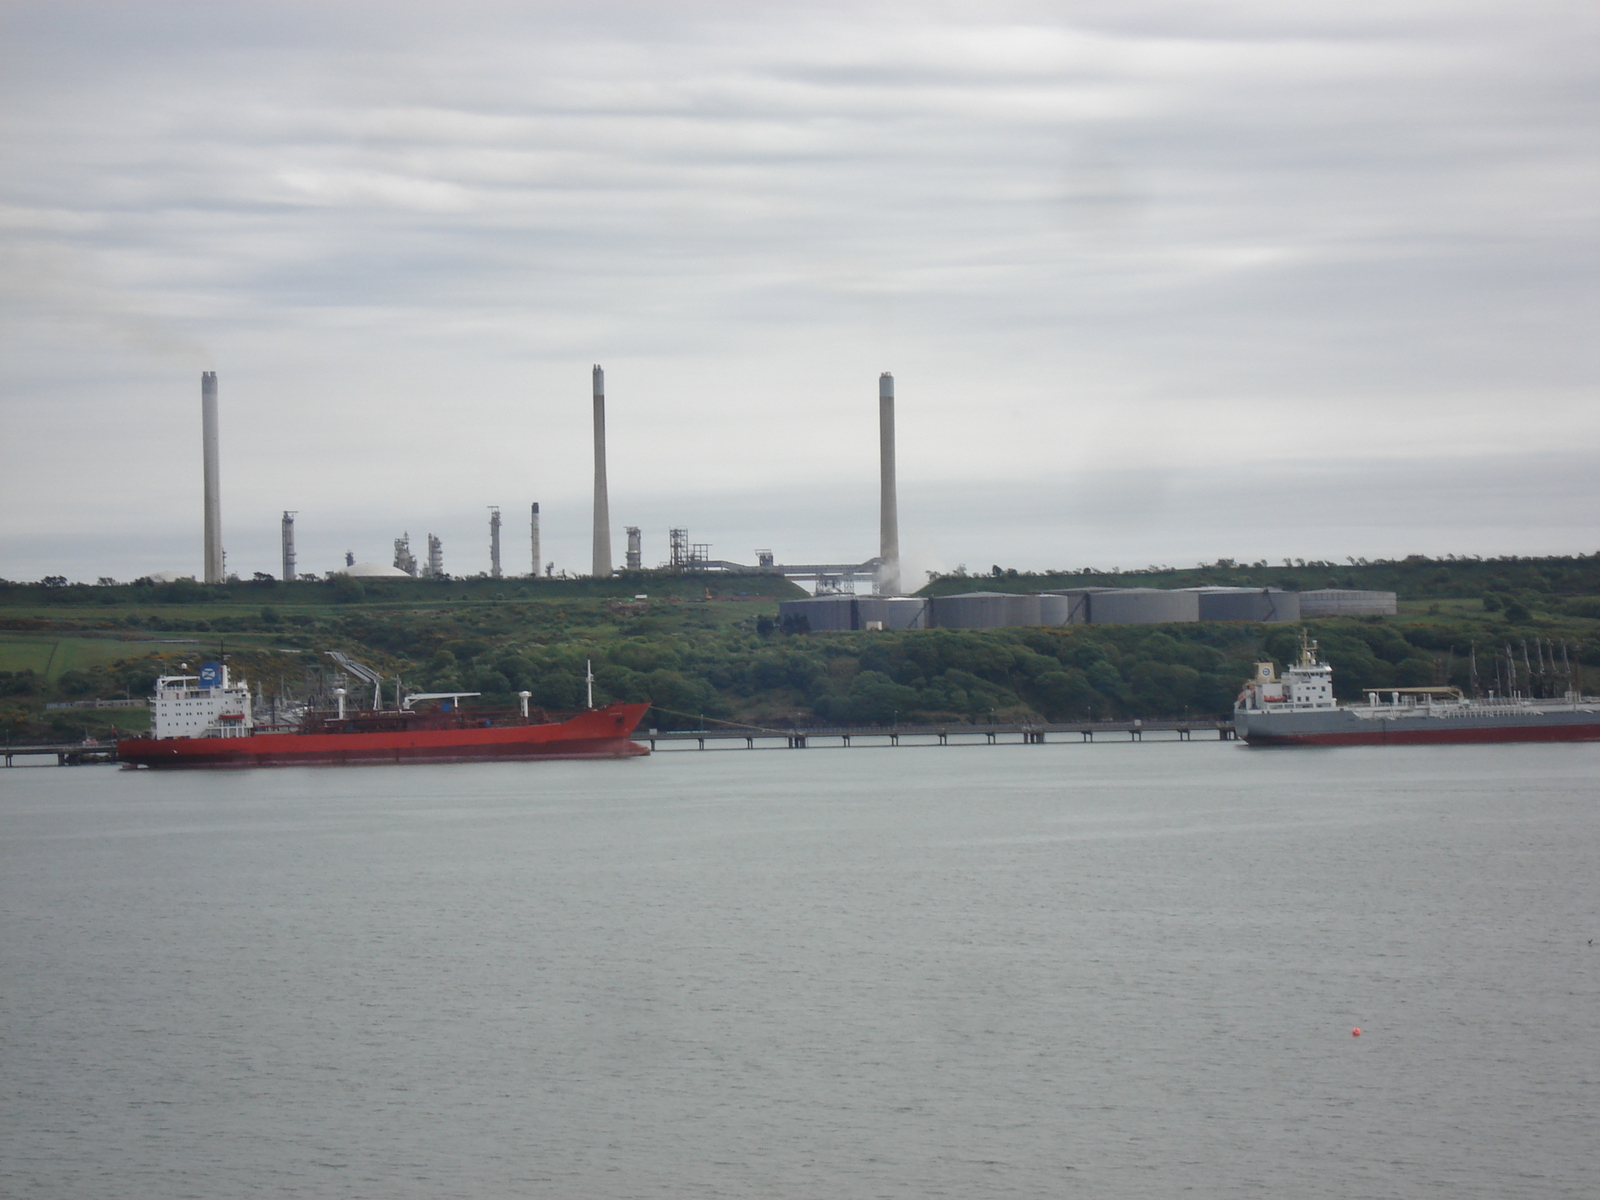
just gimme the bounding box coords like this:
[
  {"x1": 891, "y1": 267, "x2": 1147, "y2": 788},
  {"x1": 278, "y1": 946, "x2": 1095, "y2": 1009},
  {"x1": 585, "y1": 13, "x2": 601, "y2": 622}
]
[
  {"x1": 1236, "y1": 634, "x2": 1337, "y2": 714},
  {"x1": 151, "y1": 662, "x2": 253, "y2": 739}
]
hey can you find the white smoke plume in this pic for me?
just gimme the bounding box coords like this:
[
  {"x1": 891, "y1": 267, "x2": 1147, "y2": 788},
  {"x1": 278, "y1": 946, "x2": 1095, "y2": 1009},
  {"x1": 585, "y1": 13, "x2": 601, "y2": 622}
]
[{"x1": 0, "y1": 237, "x2": 212, "y2": 367}]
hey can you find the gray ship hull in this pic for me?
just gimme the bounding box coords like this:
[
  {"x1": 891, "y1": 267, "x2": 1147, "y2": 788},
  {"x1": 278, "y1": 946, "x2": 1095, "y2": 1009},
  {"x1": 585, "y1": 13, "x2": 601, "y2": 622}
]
[{"x1": 1235, "y1": 703, "x2": 1600, "y2": 746}]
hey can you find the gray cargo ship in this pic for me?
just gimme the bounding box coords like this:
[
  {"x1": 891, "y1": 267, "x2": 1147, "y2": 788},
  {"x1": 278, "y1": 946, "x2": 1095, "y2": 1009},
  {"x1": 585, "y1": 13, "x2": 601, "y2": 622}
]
[{"x1": 1234, "y1": 635, "x2": 1600, "y2": 746}]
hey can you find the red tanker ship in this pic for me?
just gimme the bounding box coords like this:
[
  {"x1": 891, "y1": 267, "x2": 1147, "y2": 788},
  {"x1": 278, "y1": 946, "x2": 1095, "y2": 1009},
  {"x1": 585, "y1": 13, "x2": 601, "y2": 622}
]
[{"x1": 117, "y1": 660, "x2": 650, "y2": 769}]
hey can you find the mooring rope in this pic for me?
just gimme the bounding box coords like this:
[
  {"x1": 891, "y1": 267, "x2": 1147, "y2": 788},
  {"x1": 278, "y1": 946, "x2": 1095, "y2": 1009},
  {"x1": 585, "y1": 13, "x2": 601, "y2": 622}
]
[{"x1": 642, "y1": 705, "x2": 795, "y2": 736}]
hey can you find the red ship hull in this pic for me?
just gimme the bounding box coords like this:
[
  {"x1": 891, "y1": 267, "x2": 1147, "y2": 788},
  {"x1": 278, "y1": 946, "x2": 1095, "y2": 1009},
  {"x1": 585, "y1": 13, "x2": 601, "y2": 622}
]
[{"x1": 117, "y1": 703, "x2": 652, "y2": 768}]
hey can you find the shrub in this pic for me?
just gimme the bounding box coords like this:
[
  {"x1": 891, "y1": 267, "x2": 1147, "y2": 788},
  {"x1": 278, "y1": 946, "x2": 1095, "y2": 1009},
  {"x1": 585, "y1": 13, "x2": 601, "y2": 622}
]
[
  {"x1": 0, "y1": 670, "x2": 42, "y2": 697},
  {"x1": 56, "y1": 669, "x2": 97, "y2": 696}
]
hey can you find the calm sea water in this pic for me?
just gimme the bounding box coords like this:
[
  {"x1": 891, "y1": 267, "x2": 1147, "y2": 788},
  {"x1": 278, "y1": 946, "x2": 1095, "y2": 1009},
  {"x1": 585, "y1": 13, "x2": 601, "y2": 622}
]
[{"x1": 2, "y1": 741, "x2": 1596, "y2": 1198}]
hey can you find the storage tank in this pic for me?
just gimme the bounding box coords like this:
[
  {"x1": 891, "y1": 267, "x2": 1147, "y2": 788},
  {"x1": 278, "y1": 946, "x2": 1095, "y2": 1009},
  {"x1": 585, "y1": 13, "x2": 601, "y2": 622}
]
[
  {"x1": 777, "y1": 595, "x2": 857, "y2": 632},
  {"x1": 1087, "y1": 588, "x2": 1200, "y2": 625},
  {"x1": 929, "y1": 591, "x2": 1043, "y2": 629},
  {"x1": 1298, "y1": 589, "x2": 1398, "y2": 617},
  {"x1": 1036, "y1": 588, "x2": 1109, "y2": 625},
  {"x1": 331, "y1": 562, "x2": 411, "y2": 579},
  {"x1": 858, "y1": 597, "x2": 927, "y2": 629},
  {"x1": 1036, "y1": 594, "x2": 1074, "y2": 626},
  {"x1": 1185, "y1": 587, "x2": 1300, "y2": 623},
  {"x1": 777, "y1": 595, "x2": 928, "y2": 632}
]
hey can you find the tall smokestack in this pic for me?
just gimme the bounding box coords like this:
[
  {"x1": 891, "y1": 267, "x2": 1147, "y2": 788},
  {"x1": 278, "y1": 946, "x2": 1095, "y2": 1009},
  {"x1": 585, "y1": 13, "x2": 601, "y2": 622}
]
[
  {"x1": 488, "y1": 506, "x2": 502, "y2": 579},
  {"x1": 878, "y1": 371, "x2": 900, "y2": 595},
  {"x1": 591, "y1": 365, "x2": 613, "y2": 578},
  {"x1": 201, "y1": 371, "x2": 224, "y2": 583},
  {"x1": 530, "y1": 502, "x2": 542, "y2": 577},
  {"x1": 281, "y1": 511, "x2": 296, "y2": 582}
]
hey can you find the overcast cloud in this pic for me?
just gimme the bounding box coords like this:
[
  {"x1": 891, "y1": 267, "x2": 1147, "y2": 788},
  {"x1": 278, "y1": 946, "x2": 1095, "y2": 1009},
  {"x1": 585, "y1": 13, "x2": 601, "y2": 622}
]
[{"x1": 1, "y1": 0, "x2": 1595, "y2": 582}]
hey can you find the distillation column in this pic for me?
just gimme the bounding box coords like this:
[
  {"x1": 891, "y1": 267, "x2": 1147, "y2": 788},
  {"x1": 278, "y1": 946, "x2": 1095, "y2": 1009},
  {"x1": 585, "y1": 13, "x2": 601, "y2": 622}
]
[
  {"x1": 488, "y1": 506, "x2": 502, "y2": 579},
  {"x1": 281, "y1": 511, "x2": 296, "y2": 582}
]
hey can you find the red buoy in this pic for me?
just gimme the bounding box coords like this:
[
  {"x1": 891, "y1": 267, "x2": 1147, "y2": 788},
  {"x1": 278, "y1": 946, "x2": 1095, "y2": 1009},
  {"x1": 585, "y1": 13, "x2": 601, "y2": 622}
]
[{"x1": 1352, "y1": 1028, "x2": 1361, "y2": 1037}]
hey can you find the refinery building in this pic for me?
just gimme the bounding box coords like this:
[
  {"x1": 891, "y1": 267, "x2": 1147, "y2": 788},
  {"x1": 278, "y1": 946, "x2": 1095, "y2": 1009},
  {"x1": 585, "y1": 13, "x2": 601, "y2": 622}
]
[{"x1": 178, "y1": 367, "x2": 1394, "y2": 626}]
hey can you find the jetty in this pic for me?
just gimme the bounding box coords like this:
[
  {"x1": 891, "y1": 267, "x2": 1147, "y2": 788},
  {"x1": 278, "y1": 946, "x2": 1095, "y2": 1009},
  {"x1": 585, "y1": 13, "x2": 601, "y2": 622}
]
[{"x1": 643, "y1": 718, "x2": 1234, "y2": 752}]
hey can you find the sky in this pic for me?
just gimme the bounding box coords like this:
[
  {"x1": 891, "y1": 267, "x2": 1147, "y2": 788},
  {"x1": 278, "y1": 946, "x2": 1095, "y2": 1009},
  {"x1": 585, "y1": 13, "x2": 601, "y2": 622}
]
[{"x1": 1, "y1": 0, "x2": 1595, "y2": 584}]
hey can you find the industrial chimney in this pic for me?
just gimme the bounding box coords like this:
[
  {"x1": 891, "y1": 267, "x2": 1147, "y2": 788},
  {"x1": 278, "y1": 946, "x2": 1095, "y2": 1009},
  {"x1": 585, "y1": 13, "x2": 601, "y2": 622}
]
[
  {"x1": 591, "y1": 365, "x2": 613, "y2": 577},
  {"x1": 201, "y1": 371, "x2": 224, "y2": 583},
  {"x1": 281, "y1": 511, "x2": 296, "y2": 582},
  {"x1": 529, "y1": 502, "x2": 542, "y2": 577},
  {"x1": 878, "y1": 371, "x2": 900, "y2": 595}
]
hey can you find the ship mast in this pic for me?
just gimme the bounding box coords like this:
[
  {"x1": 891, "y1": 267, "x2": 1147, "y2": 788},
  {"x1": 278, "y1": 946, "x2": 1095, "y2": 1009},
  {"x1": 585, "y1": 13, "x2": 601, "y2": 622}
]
[{"x1": 1299, "y1": 628, "x2": 1320, "y2": 668}]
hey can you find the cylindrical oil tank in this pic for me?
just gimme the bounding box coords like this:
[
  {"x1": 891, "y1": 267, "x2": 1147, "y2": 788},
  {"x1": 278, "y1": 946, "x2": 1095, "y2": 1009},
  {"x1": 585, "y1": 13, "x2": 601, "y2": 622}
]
[
  {"x1": 1036, "y1": 594, "x2": 1074, "y2": 625},
  {"x1": 777, "y1": 594, "x2": 929, "y2": 632},
  {"x1": 1187, "y1": 587, "x2": 1301, "y2": 623},
  {"x1": 1087, "y1": 588, "x2": 1200, "y2": 625},
  {"x1": 1297, "y1": 589, "x2": 1397, "y2": 616},
  {"x1": 776, "y1": 595, "x2": 856, "y2": 632},
  {"x1": 929, "y1": 591, "x2": 1043, "y2": 629},
  {"x1": 857, "y1": 596, "x2": 928, "y2": 629},
  {"x1": 1036, "y1": 588, "x2": 1107, "y2": 625}
]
